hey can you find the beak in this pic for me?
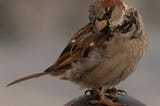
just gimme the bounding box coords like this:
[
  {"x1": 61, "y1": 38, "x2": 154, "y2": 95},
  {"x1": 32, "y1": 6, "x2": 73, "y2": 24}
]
[{"x1": 95, "y1": 19, "x2": 108, "y2": 32}]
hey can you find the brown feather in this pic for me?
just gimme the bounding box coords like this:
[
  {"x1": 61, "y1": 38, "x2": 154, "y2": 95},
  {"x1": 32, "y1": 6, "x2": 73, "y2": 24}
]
[
  {"x1": 48, "y1": 23, "x2": 111, "y2": 72},
  {"x1": 7, "y1": 22, "x2": 111, "y2": 86},
  {"x1": 7, "y1": 72, "x2": 49, "y2": 87},
  {"x1": 47, "y1": 23, "x2": 93, "y2": 71},
  {"x1": 101, "y1": 0, "x2": 125, "y2": 9}
]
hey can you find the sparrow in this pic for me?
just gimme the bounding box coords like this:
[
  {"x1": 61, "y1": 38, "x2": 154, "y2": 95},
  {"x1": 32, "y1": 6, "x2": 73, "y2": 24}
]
[{"x1": 7, "y1": 0, "x2": 148, "y2": 106}]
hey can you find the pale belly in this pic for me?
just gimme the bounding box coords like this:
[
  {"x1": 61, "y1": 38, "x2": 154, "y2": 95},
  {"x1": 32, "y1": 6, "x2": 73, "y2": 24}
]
[
  {"x1": 77, "y1": 52, "x2": 138, "y2": 88},
  {"x1": 60, "y1": 35, "x2": 147, "y2": 88}
]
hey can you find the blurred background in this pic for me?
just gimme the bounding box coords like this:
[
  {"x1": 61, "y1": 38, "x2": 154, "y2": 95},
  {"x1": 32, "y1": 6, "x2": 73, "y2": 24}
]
[{"x1": 0, "y1": 0, "x2": 159, "y2": 106}]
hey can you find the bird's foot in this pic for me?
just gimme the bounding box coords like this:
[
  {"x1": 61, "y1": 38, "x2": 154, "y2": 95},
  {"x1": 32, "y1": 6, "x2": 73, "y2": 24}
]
[
  {"x1": 89, "y1": 93, "x2": 126, "y2": 106},
  {"x1": 106, "y1": 88, "x2": 127, "y2": 95},
  {"x1": 88, "y1": 87, "x2": 126, "y2": 106}
]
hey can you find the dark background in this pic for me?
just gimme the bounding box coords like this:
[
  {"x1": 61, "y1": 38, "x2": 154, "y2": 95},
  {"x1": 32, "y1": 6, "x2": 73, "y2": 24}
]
[{"x1": 0, "y1": 0, "x2": 159, "y2": 106}]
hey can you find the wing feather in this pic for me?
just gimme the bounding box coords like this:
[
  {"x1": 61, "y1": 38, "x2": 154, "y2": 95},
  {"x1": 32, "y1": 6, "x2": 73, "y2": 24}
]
[
  {"x1": 7, "y1": 22, "x2": 111, "y2": 86},
  {"x1": 45, "y1": 23, "x2": 110, "y2": 73},
  {"x1": 45, "y1": 23, "x2": 94, "y2": 72}
]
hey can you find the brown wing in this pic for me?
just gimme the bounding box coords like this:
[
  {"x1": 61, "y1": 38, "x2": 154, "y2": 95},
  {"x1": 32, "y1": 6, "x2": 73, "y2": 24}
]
[
  {"x1": 6, "y1": 23, "x2": 94, "y2": 86},
  {"x1": 45, "y1": 23, "x2": 109, "y2": 73},
  {"x1": 45, "y1": 23, "x2": 93, "y2": 72},
  {"x1": 6, "y1": 23, "x2": 110, "y2": 86}
]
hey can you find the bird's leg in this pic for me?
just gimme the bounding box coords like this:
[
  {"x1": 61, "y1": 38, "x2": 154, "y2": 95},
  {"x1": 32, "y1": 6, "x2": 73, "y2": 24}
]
[
  {"x1": 89, "y1": 86, "x2": 125, "y2": 106},
  {"x1": 106, "y1": 88, "x2": 127, "y2": 95}
]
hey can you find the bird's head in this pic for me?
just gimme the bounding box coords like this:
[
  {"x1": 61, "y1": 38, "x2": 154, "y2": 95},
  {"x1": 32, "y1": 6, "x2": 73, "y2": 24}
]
[{"x1": 89, "y1": 0, "x2": 143, "y2": 39}]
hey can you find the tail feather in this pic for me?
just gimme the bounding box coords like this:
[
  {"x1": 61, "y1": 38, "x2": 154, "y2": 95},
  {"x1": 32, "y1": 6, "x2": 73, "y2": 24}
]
[{"x1": 6, "y1": 72, "x2": 49, "y2": 87}]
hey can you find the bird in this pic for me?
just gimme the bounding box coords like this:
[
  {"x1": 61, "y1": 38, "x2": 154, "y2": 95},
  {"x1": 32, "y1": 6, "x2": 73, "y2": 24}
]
[{"x1": 7, "y1": 0, "x2": 148, "y2": 106}]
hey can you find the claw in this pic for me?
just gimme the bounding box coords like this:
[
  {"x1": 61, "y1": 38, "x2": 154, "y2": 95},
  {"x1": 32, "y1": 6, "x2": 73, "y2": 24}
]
[
  {"x1": 106, "y1": 88, "x2": 127, "y2": 95},
  {"x1": 87, "y1": 87, "x2": 126, "y2": 106}
]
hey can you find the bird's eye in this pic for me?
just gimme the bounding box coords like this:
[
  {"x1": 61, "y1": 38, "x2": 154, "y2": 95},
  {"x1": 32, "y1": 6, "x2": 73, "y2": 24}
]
[
  {"x1": 103, "y1": 7, "x2": 113, "y2": 19},
  {"x1": 97, "y1": 18, "x2": 103, "y2": 21}
]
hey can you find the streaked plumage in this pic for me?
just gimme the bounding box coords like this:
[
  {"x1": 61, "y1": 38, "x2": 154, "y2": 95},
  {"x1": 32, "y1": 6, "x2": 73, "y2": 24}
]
[{"x1": 7, "y1": 0, "x2": 148, "y2": 105}]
